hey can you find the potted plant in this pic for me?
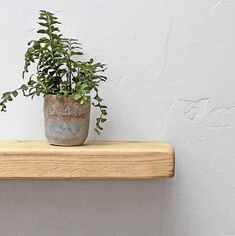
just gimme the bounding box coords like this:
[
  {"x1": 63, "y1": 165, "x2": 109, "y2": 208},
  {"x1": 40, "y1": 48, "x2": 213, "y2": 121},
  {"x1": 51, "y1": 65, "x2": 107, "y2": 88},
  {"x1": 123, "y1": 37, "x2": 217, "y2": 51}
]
[{"x1": 0, "y1": 10, "x2": 108, "y2": 146}]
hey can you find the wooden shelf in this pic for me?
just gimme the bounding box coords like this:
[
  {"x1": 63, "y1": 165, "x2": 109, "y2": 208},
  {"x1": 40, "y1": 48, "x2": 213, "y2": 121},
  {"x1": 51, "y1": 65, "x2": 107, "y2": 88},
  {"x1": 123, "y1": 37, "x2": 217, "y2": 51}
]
[{"x1": 0, "y1": 141, "x2": 175, "y2": 179}]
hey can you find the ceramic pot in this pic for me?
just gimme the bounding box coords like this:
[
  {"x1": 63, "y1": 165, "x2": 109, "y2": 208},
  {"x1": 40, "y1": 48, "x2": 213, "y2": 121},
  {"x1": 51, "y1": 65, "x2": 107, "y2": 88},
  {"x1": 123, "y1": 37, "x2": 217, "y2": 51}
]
[{"x1": 43, "y1": 94, "x2": 90, "y2": 146}]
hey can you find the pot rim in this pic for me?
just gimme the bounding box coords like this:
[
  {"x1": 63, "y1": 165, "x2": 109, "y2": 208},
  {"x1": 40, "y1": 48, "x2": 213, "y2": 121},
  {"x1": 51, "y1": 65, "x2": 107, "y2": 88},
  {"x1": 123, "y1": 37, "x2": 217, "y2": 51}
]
[
  {"x1": 44, "y1": 93, "x2": 91, "y2": 98},
  {"x1": 43, "y1": 94, "x2": 91, "y2": 102}
]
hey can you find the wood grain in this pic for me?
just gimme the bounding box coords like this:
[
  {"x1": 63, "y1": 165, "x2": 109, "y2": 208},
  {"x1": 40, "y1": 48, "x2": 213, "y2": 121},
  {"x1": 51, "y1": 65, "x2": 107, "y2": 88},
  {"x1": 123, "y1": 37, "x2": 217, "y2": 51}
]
[{"x1": 0, "y1": 141, "x2": 175, "y2": 179}]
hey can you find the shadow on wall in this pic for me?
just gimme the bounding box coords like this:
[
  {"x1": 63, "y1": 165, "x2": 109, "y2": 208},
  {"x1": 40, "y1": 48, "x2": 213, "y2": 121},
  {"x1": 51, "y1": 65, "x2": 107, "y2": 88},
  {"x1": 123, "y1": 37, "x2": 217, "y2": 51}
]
[{"x1": 0, "y1": 180, "x2": 169, "y2": 236}]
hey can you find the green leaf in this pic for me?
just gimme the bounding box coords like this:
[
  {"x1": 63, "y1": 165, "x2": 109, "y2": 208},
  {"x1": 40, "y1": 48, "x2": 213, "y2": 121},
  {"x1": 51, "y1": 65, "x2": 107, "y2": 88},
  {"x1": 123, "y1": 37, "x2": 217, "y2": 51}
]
[
  {"x1": 99, "y1": 105, "x2": 107, "y2": 109},
  {"x1": 94, "y1": 128, "x2": 100, "y2": 135},
  {"x1": 37, "y1": 29, "x2": 49, "y2": 35},
  {"x1": 92, "y1": 102, "x2": 99, "y2": 107},
  {"x1": 93, "y1": 94, "x2": 102, "y2": 102},
  {"x1": 51, "y1": 20, "x2": 61, "y2": 25},
  {"x1": 101, "y1": 118, "x2": 107, "y2": 122},
  {"x1": 71, "y1": 51, "x2": 83, "y2": 56},
  {"x1": 28, "y1": 80, "x2": 36, "y2": 86},
  {"x1": 20, "y1": 84, "x2": 28, "y2": 91},
  {"x1": 38, "y1": 22, "x2": 49, "y2": 27},
  {"x1": 101, "y1": 109, "x2": 108, "y2": 115},
  {"x1": 2, "y1": 92, "x2": 10, "y2": 98},
  {"x1": 51, "y1": 26, "x2": 60, "y2": 32},
  {"x1": 12, "y1": 91, "x2": 18, "y2": 97},
  {"x1": 39, "y1": 16, "x2": 47, "y2": 21},
  {"x1": 96, "y1": 123, "x2": 103, "y2": 130},
  {"x1": 72, "y1": 93, "x2": 82, "y2": 100},
  {"x1": 6, "y1": 95, "x2": 12, "y2": 101}
]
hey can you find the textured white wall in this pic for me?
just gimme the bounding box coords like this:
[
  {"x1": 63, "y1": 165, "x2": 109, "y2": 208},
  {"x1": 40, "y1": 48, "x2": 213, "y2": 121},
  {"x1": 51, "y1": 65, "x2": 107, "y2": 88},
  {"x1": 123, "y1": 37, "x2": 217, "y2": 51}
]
[{"x1": 0, "y1": 0, "x2": 235, "y2": 235}]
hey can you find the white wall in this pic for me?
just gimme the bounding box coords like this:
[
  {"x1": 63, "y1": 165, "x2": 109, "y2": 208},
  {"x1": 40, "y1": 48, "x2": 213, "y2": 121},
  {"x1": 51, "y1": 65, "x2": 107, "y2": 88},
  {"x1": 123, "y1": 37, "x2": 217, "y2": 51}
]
[{"x1": 0, "y1": 0, "x2": 235, "y2": 235}]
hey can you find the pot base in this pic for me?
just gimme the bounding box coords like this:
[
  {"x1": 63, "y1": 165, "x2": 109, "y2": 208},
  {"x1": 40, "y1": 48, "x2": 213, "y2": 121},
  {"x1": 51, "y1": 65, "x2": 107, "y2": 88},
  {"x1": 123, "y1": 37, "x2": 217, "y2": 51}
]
[{"x1": 47, "y1": 140, "x2": 85, "y2": 146}]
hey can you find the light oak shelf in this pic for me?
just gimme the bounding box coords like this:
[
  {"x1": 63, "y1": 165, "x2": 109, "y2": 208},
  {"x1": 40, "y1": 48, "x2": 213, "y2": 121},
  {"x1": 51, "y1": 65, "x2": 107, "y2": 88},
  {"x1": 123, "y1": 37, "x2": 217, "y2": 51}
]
[{"x1": 0, "y1": 141, "x2": 175, "y2": 179}]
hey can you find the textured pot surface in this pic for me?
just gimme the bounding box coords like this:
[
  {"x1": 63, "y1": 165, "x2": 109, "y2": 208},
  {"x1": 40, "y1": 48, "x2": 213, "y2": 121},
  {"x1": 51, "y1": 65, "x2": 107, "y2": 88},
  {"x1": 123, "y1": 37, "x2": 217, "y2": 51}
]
[{"x1": 43, "y1": 95, "x2": 90, "y2": 146}]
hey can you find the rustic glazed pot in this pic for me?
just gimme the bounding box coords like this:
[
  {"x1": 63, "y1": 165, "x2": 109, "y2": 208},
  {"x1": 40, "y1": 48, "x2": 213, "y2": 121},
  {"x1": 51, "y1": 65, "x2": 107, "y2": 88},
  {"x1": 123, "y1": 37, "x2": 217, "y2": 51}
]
[{"x1": 43, "y1": 94, "x2": 90, "y2": 146}]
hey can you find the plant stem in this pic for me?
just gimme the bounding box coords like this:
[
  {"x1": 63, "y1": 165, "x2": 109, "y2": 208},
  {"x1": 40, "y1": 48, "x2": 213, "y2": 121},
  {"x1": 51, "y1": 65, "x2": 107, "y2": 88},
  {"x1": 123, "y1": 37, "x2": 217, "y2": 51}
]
[{"x1": 46, "y1": 12, "x2": 60, "y2": 91}]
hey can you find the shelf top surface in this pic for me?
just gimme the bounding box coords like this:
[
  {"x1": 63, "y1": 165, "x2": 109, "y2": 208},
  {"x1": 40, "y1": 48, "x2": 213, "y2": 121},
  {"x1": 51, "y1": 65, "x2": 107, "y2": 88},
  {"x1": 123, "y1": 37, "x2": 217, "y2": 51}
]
[
  {"x1": 0, "y1": 141, "x2": 175, "y2": 179},
  {"x1": 0, "y1": 140, "x2": 173, "y2": 150}
]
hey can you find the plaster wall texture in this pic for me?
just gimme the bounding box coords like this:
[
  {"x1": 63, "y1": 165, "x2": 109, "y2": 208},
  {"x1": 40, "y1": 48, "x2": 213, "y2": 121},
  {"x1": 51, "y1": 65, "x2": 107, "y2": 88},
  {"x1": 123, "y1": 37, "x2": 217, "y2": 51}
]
[{"x1": 0, "y1": 0, "x2": 234, "y2": 235}]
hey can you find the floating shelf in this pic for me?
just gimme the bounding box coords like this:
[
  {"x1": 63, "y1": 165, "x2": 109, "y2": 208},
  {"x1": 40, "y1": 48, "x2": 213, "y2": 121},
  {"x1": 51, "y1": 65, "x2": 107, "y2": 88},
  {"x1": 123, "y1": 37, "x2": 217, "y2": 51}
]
[{"x1": 0, "y1": 141, "x2": 175, "y2": 179}]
